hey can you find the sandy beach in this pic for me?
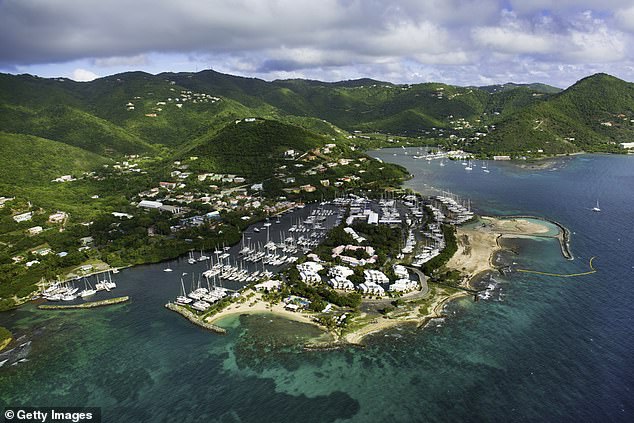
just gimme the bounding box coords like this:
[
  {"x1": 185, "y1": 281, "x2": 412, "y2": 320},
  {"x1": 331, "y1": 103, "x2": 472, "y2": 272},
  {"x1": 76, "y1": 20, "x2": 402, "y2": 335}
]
[
  {"x1": 446, "y1": 216, "x2": 553, "y2": 283},
  {"x1": 207, "y1": 290, "x2": 319, "y2": 328}
]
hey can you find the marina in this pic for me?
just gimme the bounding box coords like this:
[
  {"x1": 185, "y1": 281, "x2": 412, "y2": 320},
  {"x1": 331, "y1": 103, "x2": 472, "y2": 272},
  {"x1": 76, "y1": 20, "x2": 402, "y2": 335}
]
[
  {"x1": 41, "y1": 270, "x2": 118, "y2": 303},
  {"x1": 166, "y1": 202, "x2": 345, "y2": 310}
]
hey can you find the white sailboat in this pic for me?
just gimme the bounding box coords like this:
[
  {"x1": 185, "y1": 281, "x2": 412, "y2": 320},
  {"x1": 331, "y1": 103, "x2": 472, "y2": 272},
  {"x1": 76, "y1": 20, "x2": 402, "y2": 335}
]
[
  {"x1": 176, "y1": 278, "x2": 192, "y2": 305},
  {"x1": 79, "y1": 278, "x2": 96, "y2": 298},
  {"x1": 105, "y1": 271, "x2": 116, "y2": 290},
  {"x1": 465, "y1": 160, "x2": 473, "y2": 171},
  {"x1": 592, "y1": 200, "x2": 601, "y2": 212}
]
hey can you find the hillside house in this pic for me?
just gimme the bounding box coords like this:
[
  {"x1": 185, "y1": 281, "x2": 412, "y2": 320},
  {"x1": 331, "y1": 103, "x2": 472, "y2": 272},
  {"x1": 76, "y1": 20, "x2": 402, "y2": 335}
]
[
  {"x1": 160, "y1": 182, "x2": 177, "y2": 190},
  {"x1": 0, "y1": 197, "x2": 15, "y2": 208},
  {"x1": 13, "y1": 211, "x2": 33, "y2": 223},
  {"x1": 48, "y1": 212, "x2": 68, "y2": 223},
  {"x1": 27, "y1": 226, "x2": 43, "y2": 235}
]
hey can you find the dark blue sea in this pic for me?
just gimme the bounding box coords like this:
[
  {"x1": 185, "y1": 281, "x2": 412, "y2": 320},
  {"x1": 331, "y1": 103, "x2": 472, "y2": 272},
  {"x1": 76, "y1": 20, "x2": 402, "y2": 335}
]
[{"x1": 1, "y1": 150, "x2": 632, "y2": 422}]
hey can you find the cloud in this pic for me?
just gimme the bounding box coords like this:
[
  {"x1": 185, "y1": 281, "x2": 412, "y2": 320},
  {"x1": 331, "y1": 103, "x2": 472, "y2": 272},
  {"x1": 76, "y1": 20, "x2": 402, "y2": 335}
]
[
  {"x1": 614, "y1": 6, "x2": 634, "y2": 32},
  {"x1": 472, "y1": 26, "x2": 556, "y2": 55},
  {"x1": 71, "y1": 68, "x2": 99, "y2": 82},
  {"x1": 0, "y1": 0, "x2": 633, "y2": 87},
  {"x1": 94, "y1": 54, "x2": 149, "y2": 67}
]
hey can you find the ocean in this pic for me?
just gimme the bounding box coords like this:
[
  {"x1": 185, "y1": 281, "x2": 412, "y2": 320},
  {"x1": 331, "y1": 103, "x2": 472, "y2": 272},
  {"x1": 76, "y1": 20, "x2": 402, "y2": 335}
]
[{"x1": 1, "y1": 150, "x2": 632, "y2": 422}]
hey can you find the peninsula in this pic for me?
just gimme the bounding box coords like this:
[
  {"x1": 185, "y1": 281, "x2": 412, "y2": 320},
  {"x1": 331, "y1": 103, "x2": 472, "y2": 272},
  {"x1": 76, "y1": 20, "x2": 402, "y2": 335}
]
[{"x1": 165, "y1": 194, "x2": 566, "y2": 346}]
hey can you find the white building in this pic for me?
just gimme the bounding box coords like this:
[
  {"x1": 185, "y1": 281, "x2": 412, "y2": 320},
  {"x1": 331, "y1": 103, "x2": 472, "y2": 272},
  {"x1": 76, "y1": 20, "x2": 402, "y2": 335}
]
[
  {"x1": 363, "y1": 269, "x2": 389, "y2": 285},
  {"x1": 27, "y1": 226, "x2": 43, "y2": 235},
  {"x1": 13, "y1": 211, "x2": 33, "y2": 223},
  {"x1": 343, "y1": 227, "x2": 366, "y2": 243},
  {"x1": 393, "y1": 265, "x2": 409, "y2": 280},
  {"x1": 297, "y1": 261, "x2": 323, "y2": 274},
  {"x1": 254, "y1": 280, "x2": 282, "y2": 292},
  {"x1": 0, "y1": 197, "x2": 15, "y2": 208},
  {"x1": 329, "y1": 277, "x2": 354, "y2": 290},
  {"x1": 53, "y1": 175, "x2": 75, "y2": 182},
  {"x1": 112, "y1": 212, "x2": 133, "y2": 219},
  {"x1": 299, "y1": 271, "x2": 321, "y2": 284},
  {"x1": 328, "y1": 265, "x2": 354, "y2": 279},
  {"x1": 357, "y1": 281, "x2": 385, "y2": 295},
  {"x1": 389, "y1": 279, "x2": 418, "y2": 292},
  {"x1": 48, "y1": 211, "x2": 68, "y2": 223},
  {"x1": 138, "y1": 200, "x2": 163, "y2": 209},
  {"x1": 297, "y1": 258, "x2": 323, "y2": 284}
]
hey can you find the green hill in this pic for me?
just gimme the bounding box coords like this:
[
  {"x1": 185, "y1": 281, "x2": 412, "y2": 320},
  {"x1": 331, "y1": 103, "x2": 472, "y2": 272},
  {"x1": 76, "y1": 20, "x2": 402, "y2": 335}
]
[
  {"x1": 184, "y1": 119, "x2": 327, "y2": 178},
  {"x1": 472, "y1": 74, "x2": 634, "y2": 155},
  {"x1": 0, "y1": 132, "x2": 108, "y2": 186}
]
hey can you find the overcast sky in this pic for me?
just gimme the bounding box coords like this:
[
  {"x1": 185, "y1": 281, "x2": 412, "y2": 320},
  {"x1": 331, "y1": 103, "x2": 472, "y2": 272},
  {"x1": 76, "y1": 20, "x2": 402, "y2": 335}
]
[{"x1": 2, "y1": 0, "x2": 634, "y2": 87}]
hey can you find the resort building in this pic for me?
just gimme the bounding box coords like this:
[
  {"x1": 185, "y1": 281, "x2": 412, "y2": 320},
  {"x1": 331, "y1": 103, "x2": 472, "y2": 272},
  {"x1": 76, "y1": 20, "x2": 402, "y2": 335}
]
[
  {"x1": 328, "y1": 265, "x2": 354, "y2": 279},
  {"x1": 357, "y1": 281, "x2": 385, "y2": 295},
  {"x1": 363, "y1": 269, "x2": 389, "y2": 285},
  {"x1": 393, "y1": 265, "x2": 409, "y2": 280},
  {"x1": 329, "y1": 277, "x2": 354, "y2": 290},
  {"x1": 389, "y1": 279, "x2": 418, "y2": 293}
]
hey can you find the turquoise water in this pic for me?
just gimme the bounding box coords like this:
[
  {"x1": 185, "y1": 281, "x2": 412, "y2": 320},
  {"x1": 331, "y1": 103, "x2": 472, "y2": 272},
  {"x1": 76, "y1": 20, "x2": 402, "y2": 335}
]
[{"x1": 1, "y1": 152, "x2": 633, "y2": 422}]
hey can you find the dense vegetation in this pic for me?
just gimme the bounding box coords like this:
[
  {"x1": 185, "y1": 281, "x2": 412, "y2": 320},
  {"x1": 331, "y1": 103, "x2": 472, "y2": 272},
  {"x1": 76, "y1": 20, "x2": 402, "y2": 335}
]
[{"x1": 474, "y1": 74, "x2": 634, "y2": 155}]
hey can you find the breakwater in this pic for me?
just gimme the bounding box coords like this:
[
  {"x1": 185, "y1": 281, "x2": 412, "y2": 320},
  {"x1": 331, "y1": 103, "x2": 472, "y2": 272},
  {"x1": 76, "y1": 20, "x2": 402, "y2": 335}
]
[
  {"x1": 164, "y1": 302, "x2": 227, "y2": 334},
  {"x1": 38, "y1": 296, "x2": 130, "y2": 310},
  {"x1": 499, "y1": 215, "x2": 573, "y2": 260}
]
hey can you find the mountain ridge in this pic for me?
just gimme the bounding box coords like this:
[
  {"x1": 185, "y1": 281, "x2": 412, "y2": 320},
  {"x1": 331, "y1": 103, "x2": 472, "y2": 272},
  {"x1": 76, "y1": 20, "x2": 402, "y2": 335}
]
[{"x1": 0, "y1": 70, "x2": 632, "y2": 157}]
